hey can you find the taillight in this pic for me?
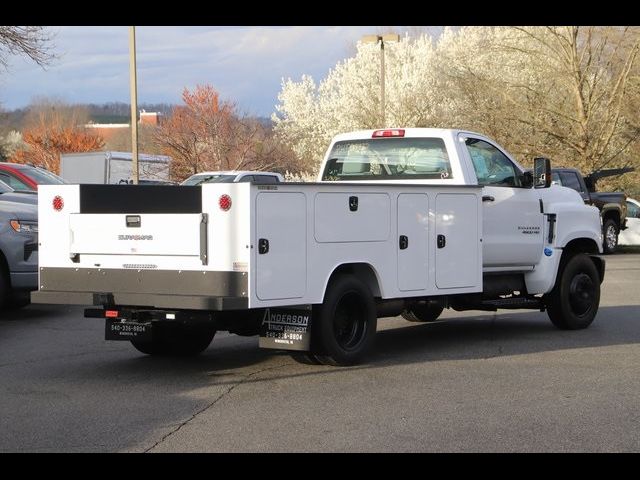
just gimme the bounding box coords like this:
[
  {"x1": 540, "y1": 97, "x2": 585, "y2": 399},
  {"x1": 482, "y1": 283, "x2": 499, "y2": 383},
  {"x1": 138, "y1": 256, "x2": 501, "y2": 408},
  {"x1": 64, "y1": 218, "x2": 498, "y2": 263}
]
[
  {"x1": 219, "y1": 194, "x2": 232, "y2": 211},
  {"x1": 52, "y1": 195, "x2": 64, "y2": 211},
  {"x1": 372, "y1": 129, "x2": 405, "y2": 138}
]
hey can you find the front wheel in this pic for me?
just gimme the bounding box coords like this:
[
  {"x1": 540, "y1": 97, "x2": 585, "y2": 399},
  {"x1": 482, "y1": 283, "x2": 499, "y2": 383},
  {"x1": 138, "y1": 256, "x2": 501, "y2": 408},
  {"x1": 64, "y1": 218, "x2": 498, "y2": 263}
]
[
  {"x1": 0, "y1": 263, "x2": 9, "y2": 310},
  {"x1": 131, "y1": 322, "x2": 216, "y2": 356},
  {"x1": 545, "y1": 253, "x2": 600, "y2": 330},
  {"x1": 602, "y1": 219, "x2": 619, "y2": 254},
  {"x1": 312, "y1": 275, "x2": 377, "y2": 366}
]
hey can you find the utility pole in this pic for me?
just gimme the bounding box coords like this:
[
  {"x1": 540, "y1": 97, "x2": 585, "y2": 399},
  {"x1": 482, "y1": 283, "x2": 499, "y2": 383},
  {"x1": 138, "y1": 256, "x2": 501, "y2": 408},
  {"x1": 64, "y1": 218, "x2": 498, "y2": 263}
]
[
  {"x1": 361, "y1": 33, "x2": 400, "y2": 128},
  {"x1": 129, "y1": 26, "x2": 139, "y2": 184}
]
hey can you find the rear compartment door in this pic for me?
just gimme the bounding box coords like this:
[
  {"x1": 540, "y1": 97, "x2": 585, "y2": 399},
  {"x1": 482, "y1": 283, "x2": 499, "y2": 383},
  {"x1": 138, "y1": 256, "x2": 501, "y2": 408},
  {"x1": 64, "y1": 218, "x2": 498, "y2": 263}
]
[
  {"x1": 255, "y1": 192, "x2": 307, "y2": 300},
  {"x1": 69, "y1": 213, "x2": 205, "y2": 258}
]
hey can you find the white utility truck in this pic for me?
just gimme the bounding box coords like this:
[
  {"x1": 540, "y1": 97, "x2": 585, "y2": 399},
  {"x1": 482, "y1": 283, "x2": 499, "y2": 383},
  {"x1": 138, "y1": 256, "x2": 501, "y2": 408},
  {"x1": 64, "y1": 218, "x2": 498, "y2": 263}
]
[
  {"x1": 60, "y1": 151, "x2": 172, "y2": 185},
  {"x1": 33, "y1": 129, "x2": 605, "y2": 365}
]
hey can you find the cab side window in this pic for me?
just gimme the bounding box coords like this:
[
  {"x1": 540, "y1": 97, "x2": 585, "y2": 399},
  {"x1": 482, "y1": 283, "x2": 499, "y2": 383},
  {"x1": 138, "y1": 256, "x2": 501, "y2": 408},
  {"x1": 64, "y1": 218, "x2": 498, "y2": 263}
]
[
  {"x1": 561, "y1": 172, "x2": 584, "y2": 192},
  {"x1": 465, "y1": 138, "x2": 520, "y2": 187}
]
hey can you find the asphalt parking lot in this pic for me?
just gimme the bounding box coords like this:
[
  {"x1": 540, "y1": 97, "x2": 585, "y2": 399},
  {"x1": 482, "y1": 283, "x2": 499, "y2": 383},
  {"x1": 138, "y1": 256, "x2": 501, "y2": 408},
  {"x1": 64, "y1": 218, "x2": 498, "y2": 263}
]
[{"x1": 1, "y1": 253, "x2": 639, "y2": 452}]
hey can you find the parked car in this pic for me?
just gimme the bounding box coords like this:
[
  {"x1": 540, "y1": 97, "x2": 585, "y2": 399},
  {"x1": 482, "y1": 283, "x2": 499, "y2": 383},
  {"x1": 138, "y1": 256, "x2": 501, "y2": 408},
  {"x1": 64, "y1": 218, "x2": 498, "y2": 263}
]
[
  {"x1": 180, "y1": 171, "x2": 284, "y2": 186},
  {"x1": 0, "y1": 179, "x2": 37, "y2": 205},
  {"x1": 618, "y1": 198, "x2": 640, "y2": 246},
  {"x1": 551, "y1": 167, "x2": 632, "y2": 253},
  {"x1": 118, "y1": 179, "x2": 177, "y2": 185},
  {"x1": 0, "y1": 199, "x2": 38, "y2": 309},
  {"x1": 0, "y1": 162, "x2": 66, "y2": 192}
]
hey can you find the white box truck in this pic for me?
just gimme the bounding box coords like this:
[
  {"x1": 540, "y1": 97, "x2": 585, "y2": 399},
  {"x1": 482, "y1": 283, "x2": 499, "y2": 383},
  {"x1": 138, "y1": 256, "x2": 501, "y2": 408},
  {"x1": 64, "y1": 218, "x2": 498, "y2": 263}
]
[
  {"x1": 33, "y1": 129, "x2": 605, "y2": 366},
  {"x1": 59, "y1": 151, "x2": 172, "y2": 185}
]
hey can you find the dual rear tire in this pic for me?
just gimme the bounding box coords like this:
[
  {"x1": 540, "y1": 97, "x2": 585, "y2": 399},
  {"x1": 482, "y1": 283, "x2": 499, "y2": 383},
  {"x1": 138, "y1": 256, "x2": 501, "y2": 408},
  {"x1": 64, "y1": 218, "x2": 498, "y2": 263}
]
[{"x1": 131, "y1": 322, "x2": 216, "y2": 356}]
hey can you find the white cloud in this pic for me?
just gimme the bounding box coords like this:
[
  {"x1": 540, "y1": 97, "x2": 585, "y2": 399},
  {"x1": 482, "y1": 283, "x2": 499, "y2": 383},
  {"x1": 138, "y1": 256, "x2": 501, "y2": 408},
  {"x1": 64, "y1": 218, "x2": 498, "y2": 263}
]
[{"x1": 0, "y1": 26, "x2": 420, "y2": 116}]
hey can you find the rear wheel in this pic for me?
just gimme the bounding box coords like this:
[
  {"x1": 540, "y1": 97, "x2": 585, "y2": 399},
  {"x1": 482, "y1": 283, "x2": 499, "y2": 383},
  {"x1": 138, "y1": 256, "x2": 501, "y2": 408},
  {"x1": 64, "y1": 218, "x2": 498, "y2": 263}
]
[
  {"x1": 546, "y1": 253, "x2": 600, "y2": 330},
  {"x1": 131, "y1": 322, "x2": 216, "y2": 356},
  {"x1": 402, "y1": 300, "x2": 444, "y2": 322},
  {"x1": 312, "y1": 275, "x2": 377, "y2": 366},
  {"x1": 602, "y1": 219, "x2": 618, "y2": 254}
]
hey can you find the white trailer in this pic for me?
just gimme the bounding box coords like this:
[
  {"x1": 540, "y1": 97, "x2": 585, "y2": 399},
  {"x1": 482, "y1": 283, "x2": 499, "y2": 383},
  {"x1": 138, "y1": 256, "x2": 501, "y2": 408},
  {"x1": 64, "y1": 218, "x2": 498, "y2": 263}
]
[
  {"x1": 59, "y1": 151, "x2": 171, "y2": 185},
  {"x1": 33, "y1": 129, "x2": 605, "y2": 366}
]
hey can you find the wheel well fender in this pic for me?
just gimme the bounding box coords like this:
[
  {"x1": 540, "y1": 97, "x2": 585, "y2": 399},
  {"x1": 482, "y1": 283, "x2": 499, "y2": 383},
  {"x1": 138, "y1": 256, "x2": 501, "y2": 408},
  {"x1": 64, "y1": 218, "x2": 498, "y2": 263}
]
[
  {"x1": 325, "y1": 263, "x2": 382, "y2": 299},
  {"x1": 602, "y1": 209, "x2": 621, "y2": 226},
  {"x1": 559, "y1": 239, "x2": 605, "y2": 284}
]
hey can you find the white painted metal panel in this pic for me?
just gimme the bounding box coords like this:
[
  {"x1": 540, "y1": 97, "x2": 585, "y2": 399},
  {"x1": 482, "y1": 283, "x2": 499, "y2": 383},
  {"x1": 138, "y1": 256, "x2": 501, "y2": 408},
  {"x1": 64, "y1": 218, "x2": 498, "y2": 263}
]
[
  {"x1": 435, "y1": 193, "x2": 480, "y2": 289},
  {"x1": 314, "y1": 193, "x2": 390, "y2": 242},
  {"x1": 69, "y1": 214, "x2": 202, "y2": 256},
  {"x1": 397, "y1": 193, "x2": 429, "y2": 291},
  {"x1": 256, "y1": 192, "x2": 306, "y2": 300},
  {"x1": 480, "y1": 186, "x2": 544, "y2": 268}
]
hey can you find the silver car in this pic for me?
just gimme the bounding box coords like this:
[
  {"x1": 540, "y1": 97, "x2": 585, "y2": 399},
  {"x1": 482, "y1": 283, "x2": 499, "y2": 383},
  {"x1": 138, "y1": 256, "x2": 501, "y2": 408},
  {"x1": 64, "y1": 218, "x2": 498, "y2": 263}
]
[{"x1": 0, "y1": 199, "x2": 38, "y2": 309}]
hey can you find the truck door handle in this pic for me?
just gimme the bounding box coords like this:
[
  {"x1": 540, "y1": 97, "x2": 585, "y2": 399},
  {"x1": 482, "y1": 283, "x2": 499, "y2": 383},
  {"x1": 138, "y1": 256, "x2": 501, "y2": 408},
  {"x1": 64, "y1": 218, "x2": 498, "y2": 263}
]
[
  {"x1": 437, "y1": 234, "x2": 446, "y2": 249},
  {"x1": 349, "y1": 196, "x2": 358, "y2": 211},
  {"x1": 258, "y1": 238, "x2": 269, "y2": 254},
  {"x1": 482, "y1": 195, "x2": 495, "y2": 202},
  {"x1": 399, "y1": 235, "x2": 409, "y2": 250},
  {"x1": 126, "y1": 215, "x2": 141, "y2": 227}
]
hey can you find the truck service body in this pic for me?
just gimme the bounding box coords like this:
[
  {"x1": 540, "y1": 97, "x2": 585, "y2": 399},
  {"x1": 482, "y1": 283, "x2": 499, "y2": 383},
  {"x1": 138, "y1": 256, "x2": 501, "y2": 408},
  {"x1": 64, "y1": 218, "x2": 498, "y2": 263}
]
[{"x1": 33, "y1": 129, "x2": 605, "y2": 365}]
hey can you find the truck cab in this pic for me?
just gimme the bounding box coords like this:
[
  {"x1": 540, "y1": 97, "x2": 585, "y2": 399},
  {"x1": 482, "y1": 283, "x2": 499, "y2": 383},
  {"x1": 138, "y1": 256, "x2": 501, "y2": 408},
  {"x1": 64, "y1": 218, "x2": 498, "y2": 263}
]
[{"x1": 319, "y1": 128, "x2": 602, "y2": 274}]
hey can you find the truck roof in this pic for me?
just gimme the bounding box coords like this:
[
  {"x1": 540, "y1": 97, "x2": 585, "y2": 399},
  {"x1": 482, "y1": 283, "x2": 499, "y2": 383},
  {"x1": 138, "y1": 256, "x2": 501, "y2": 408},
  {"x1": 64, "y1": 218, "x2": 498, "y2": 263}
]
[
  {"x1": 193, "y1": 170, "x2": 282, "y2": 176},
  {"x1": 330, "y1": 128, "x2": 485, "y2": 142},
  {"x1": 61, "y1": 151, "x2": 171, "y2": 163}
]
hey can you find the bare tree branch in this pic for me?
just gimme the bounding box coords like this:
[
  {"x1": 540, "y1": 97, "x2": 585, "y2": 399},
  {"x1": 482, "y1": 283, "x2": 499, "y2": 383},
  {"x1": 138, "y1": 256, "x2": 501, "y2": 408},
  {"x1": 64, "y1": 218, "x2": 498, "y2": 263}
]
[{"x1": 0, "y1": 26, "x2": 55, "y2": 69}]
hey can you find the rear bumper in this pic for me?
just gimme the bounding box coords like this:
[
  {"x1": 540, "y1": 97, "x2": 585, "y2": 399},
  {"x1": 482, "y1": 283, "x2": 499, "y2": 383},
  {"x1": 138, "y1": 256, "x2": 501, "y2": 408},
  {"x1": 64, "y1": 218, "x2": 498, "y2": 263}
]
[
  {"x1": 32, "y1": 267, "x2": 248, "y2": 310},
  {"x1": 31, "y1": 290, "x2": 248, "y2": 310}
]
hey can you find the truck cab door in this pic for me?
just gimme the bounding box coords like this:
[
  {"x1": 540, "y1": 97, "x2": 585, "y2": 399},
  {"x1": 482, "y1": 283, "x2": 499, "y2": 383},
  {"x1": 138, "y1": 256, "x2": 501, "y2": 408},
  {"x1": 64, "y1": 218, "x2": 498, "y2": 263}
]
[{"x1": 461, "y1": 135, "x2": 544, "y2": 269}]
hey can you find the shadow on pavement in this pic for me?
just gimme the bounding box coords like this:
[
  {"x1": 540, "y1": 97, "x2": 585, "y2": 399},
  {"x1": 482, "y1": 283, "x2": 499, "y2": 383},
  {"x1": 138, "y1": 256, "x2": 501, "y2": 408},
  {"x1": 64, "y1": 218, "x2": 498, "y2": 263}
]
[{"x1": 87, "y1": 304, "x2": 640, "y2": 383}]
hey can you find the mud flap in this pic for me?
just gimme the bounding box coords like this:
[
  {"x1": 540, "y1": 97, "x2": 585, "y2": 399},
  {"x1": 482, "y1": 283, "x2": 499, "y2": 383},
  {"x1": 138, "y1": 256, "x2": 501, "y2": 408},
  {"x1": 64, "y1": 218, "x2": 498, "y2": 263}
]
[{"x1": 258, "y1": 307, "x2": 312, "y2": 351}]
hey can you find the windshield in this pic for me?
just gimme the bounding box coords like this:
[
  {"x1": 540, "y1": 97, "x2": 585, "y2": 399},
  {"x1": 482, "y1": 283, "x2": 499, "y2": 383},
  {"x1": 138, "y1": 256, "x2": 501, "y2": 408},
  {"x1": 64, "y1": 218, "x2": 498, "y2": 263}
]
[
  {"x1": 18, "y1": 166, "x2": 66, "y2": 185},
  {"x1": 181, "y1": 174, "x2": 236, "y2": 186},
  {"x1": 321, "y1": 137, "x2": 452, "y2": 181}
]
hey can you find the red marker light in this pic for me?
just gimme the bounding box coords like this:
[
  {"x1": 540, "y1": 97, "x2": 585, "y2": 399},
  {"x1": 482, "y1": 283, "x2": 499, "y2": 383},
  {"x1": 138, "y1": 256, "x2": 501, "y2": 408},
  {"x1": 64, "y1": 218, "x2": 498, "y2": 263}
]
[
  {"x1": 53, "y1": 195, "x2": 64, "y2": 211},
  {"x1": 219, "y1": 194, "x2": 232, "y2": 211},
  {"x1": 105, "y1": 310, "x2": 119, "y2": 318},
  {"x1": 372, "y1": 129, "x2": 405, "y2": 138}
]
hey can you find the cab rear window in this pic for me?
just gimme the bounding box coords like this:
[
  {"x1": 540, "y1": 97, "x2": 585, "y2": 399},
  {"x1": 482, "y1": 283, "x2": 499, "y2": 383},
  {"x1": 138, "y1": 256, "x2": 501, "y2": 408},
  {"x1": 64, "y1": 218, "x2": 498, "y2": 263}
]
[{"x1": 322, "y1": 138, "x2": 451, "y2": 181}]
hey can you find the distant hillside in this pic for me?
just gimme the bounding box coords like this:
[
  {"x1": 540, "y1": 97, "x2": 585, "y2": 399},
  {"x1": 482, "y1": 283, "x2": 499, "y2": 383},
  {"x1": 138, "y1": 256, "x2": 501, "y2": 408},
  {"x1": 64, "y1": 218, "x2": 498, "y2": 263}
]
[
  {"x1": 86, "y1": 102, "x2": 175, "y2": 124},
  {"x1": 1, "y1": 103, "x2": 273, "y2": 133},
  {"x1": 0, "y1": 102, "x2": 177, "y2": 132}
]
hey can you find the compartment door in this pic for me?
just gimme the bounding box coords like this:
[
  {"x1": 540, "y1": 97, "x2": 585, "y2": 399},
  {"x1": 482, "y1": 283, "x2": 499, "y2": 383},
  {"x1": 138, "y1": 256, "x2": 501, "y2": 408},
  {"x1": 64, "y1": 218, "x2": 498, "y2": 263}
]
[
  {"x1": 435, "y1": 193, "x2": 480, "y2": 289},
  {"x1": 397, "y1": 193, "x2": 429, "y2": 291},
  {"x1": 256, "y1": 192, "x2": 307, "y2": 300}
]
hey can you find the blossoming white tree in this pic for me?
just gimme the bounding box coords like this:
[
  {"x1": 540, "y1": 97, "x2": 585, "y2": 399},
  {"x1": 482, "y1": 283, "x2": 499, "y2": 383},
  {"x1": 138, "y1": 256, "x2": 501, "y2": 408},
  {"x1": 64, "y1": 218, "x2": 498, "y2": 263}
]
[
  {"x1": 273, "y1": 35, "x2": 439, "y2": 171},
  {"x1": 274, "y1": 26, "x2": 640, "y2": 193}
]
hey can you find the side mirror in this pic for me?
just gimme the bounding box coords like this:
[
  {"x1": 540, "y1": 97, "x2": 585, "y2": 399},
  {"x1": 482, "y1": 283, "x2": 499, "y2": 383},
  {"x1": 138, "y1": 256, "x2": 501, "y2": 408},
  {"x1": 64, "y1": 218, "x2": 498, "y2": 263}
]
[
  {"x1": 533, "y1": 157, "x2": 551, "y2": 188},
  {"x1": 521, "y1": 171, "x2": 534, "y2": 188}
]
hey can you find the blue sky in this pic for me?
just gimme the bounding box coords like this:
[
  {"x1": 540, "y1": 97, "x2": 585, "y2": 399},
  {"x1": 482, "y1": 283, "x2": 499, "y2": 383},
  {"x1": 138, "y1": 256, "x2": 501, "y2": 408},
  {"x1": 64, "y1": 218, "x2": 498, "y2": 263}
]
[{"x1": 0, "y1": 26, "x2": 441, "y2": 117}]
